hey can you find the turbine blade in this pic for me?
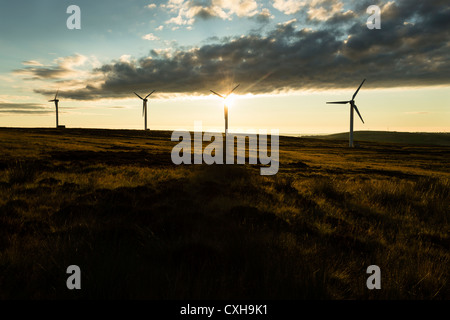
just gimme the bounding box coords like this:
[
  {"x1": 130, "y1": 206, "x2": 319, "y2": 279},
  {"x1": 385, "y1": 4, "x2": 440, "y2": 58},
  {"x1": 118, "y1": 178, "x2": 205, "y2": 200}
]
[
  {"x1": 327, "y1": 101, "x2": 350, "y2": 104},
  {"x1": 226, "y1": 84, "x2": 240, "y2": 97},
  {"x1": 134, "y1": 92, "x2": 144, "y2": 100},
  {"x1": 210, "y1": 90, "x2": 224, "y2": 98},
  {"x1": 145, "y1": 90, "x2": 156, "y2": 99},
  {"x1": 142, "y1": 104, "x2": 145, "y2": 117},
  {"x1": 353, "y1": 105, "x2": 365, "y2": 124},
  {"x1": 54, "y1": 90, "x2": 59, "y2": 100},
  {"x1": 352, "y1": 79, "x2": 366, "y2": 100}
]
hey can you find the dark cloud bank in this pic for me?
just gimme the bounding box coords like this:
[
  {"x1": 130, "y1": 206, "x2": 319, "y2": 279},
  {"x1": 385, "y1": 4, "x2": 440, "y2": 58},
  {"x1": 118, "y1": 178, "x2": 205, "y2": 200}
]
[{"x1": 34, "y1": 0, "x2": 450, "y2": 100}]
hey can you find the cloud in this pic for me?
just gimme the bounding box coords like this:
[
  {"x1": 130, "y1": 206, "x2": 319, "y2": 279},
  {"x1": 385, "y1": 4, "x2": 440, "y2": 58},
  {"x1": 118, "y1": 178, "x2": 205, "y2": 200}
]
[
  {"x1": 107, "y1": 106, "x2": 129, "y2": 109},
  {"x1": 32, "y1": 0, "x2": 450, "y2": 100},
  {"x1": 151, "y1": 48, "x2": 173, "y2": 58},
  {"x1": 146, "y1": 4, "x2": 157, "y2": 9},
  {"x1": 14, "y1": 54, "x2": 89, "y2": 80},
  {"x1": 142, "y1": 33, "x2": 160, "y2": 41},
  {"x1": 278, "y1": 18, "x2": 297, "y2": 27},
  {"x1": 307, "y1": 0, "x2": 353, "y2": 22},
  {"x1": 21, "y1": 60, "x2": 44, "y2": 67},
  {"x1": 253, "y1": 8, "x2": 274, "y2": 23},
  {"x1": 119, "y1": 55, "x2": 132, "y2": 63},
  {"x1": 272, "y1": 0, "x2": 305, "y2": 15},
  {"x1": 273, "y1": 0, "x2": 357, "y2": 23},
  {"x1": 220, "y1": 0, "x2": 259, "y2": 17},
  {"x1": 0, "y1": 103, "x2": 53, "y2": 114},
  {"x1": 162, "y1": 0, "x2": 262, "y2": 26}
]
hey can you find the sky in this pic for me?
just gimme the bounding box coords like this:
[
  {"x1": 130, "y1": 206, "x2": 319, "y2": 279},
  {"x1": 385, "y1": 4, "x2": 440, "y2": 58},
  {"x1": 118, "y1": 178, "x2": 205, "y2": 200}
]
[{"x1": 0, "y1": 0, "x2": 449, "y2": 135}]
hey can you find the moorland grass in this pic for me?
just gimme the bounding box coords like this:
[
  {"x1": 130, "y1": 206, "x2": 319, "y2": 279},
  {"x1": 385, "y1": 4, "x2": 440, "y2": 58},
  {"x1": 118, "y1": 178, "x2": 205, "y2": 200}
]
[{"x1": 0, "y1": 128, "x2": 448, "y2": 299}]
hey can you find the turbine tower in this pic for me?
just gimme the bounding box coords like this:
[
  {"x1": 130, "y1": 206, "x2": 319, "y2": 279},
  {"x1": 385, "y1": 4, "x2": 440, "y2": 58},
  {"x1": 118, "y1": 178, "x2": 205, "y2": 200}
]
[
  {"x1": 210, "y1": 84, "x2": 240, "y2": 134},
  {"x1": 49, "y1": 90, "x2": 60, "y2": 128},
  {"x1": 327, "y1": 79, "x2": 366, "y2": 148},
  {"x1": 134, "y1": 90, "x2": 155, "y2": 131}
]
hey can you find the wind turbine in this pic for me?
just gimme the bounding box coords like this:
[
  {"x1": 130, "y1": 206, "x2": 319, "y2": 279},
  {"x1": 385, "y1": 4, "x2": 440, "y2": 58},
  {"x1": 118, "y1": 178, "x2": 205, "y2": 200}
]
[
  {"x1": 327, "y1": 79, "x2": 366, "y2": 148},
  {"x1": 134, "y1": 90, "x2": 155, "y2": 131},
  {"x1": 210, "y1": 84, "x2": 240, "y2": 134},
  {"x1": 49, "y1": 90, "x2": 63, "y2": 128}
]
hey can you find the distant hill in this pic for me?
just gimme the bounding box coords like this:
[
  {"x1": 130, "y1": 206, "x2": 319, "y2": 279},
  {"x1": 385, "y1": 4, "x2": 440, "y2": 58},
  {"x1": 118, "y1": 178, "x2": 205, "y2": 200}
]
[{"x1": 304, "y1": 131, "x2": 450, "y2": 146}]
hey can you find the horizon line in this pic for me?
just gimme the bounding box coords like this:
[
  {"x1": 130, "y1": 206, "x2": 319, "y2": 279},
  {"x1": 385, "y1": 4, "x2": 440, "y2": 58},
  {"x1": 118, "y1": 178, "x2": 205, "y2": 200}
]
[{"x1": 0, "y1": 126, "x2": 448, "y2": 136}]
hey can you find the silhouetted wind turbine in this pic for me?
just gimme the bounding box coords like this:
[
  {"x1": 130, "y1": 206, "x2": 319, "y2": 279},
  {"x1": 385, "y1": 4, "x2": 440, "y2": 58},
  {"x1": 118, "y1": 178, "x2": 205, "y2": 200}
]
[
  {"x1": 49, "y1": 90, "x2": 62, "y2": 128},
  {"x1": 134, "y1": 90, "x2": 155, "y2": 130},
  {"x1": 210, "y1": 84, "x2": 240, "y2": 134},
  {"x1": 327, "y1": 79, "x2": 366, "y2": 148}
]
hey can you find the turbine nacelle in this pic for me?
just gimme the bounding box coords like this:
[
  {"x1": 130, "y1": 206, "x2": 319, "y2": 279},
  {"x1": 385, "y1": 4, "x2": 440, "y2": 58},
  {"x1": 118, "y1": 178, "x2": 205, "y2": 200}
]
[
  {"x1": 326, "y1": 79, "x2": 366, "y2": 124},
  {"x1": 134, "y1": 90, "x2": 155, "y2": 101},
  {"x1": 50, "y1": 90, "x2": 59, "y2": 103},
  {"x1": 210, "y1": 84, "x2": 240, "y2": 100}
]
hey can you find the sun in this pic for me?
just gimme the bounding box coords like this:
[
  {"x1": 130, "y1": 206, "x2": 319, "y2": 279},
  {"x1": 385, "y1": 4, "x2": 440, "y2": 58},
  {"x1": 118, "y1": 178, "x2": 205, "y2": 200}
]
[{"x1": 225, "y1": 93, "x2": 236, "y2": 108}]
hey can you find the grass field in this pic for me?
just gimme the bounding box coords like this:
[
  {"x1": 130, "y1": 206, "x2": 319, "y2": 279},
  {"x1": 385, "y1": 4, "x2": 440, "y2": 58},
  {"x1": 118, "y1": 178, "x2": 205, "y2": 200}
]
[
  {"x1": 0, "y1": 128, "x2": 448, "y2": 299},
  {"x1": 305, "y1": 131, "x2": 450, "y2": 147}
]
